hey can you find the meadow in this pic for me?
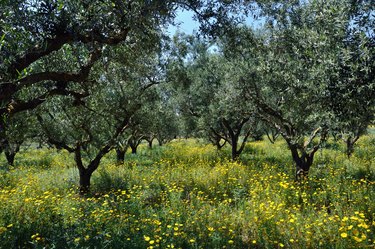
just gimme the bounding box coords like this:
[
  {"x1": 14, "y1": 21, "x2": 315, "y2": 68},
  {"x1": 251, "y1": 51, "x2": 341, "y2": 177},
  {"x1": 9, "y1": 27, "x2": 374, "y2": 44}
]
[{"x1": 0, "y1": 136, "x2": 374, "y2": 249}]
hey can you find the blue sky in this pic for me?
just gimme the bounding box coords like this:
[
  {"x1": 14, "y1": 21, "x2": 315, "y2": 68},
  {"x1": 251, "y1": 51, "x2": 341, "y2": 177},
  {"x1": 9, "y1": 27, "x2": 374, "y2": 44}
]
[
  {"x1": 167, "y1": 10, "x2": 265, "y2": 36},
  {"x1": 167, "y1": 10, "x2": 199, "y2": 36}
]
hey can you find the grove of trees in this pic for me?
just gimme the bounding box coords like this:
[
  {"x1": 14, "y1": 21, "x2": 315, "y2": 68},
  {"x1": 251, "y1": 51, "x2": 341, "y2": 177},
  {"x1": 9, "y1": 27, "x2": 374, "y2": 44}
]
[{"x1": 1, "y1": 0, "x2": 374, "y2": 192}]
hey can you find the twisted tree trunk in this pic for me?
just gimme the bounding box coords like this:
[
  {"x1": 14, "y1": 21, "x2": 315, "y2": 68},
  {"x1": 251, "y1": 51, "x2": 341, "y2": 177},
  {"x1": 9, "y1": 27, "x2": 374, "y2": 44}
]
[{"x1": 116, "y1": 148, "x2": 126, "y2": 164}]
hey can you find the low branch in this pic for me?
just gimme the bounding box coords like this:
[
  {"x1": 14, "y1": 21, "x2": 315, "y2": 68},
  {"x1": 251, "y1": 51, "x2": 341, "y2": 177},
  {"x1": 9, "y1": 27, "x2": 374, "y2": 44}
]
[
  {"x1": 2, "y1": 88, "x2": 89, "y2": 115},
  {"x1": 304, "y1": 127, "x2": 322, "y2": 148},
  {"x1": 8, "y1": 28, "x2": 129, "y2": 77},
  {"x1": 238, "y1": 128, "x2": 252, "y2": 155},
  {"x1": 36, "y1": 114, "x2": 75, "y2": 153},
  {"x1": 210, "y1": 127, "x2": 227, "y2": 142},
  {"x1": 16, "y1": 47, "x2": 101, "y2": 90}
]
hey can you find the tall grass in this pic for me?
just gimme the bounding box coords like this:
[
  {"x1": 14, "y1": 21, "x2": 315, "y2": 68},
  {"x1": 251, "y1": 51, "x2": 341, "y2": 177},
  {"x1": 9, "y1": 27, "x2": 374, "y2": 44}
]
[{"x1": 0, "y1": 136, "x2": 374, "y2": 248}]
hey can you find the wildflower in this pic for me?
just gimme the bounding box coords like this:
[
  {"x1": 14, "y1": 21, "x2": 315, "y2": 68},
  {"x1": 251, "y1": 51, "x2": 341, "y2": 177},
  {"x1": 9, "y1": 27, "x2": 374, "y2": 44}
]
[
  {"x1": 31, "y1": 233, "x2": 40, "y2": 239},
  {"x1": 144, "y1": 236, "x2": 151, "y2": 242},
  {"x1": 353, "y1": 236, "x2": 362, "y2": 242},
  {"x1": 228, "y1": 240, "x2": 234, "y2": 244},
  {"x1": 340, "y1": 233, "x2": 348, "y2": 238},
  {"x1": 189, "y1": 239, "x2": 195, "y2": 243}
]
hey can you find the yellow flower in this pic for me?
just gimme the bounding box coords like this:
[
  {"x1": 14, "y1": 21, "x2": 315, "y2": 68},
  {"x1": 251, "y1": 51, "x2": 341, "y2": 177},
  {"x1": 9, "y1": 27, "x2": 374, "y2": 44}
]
[
  {"x1": 189, "y1": 239, "x2": 196, "y2": 243},
  {"x1": 353, "y1": 236, "x2": 362, "y2": 242},
  {"x1": 149, "y1": 240, "x2": 155, "y2": 245},
  {"x1": 340, "y1": 233, "x2": 348, "y2": 238},
  {"x1": 144, "y1": 235, "x2": 151, "y2": 242},
  {"x1": 228, "y1": 240, "x2": 234, "y2": 244}
]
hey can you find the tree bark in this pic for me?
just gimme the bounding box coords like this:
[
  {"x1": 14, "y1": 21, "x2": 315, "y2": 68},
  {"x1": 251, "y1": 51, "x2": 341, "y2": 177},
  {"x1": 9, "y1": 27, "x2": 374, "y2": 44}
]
[
  {"x1": 130, "y1": 145, "x2": 137, "y2": 154},
  {"x1": 231, "y1": 135, "x2": 239, "y2": 161},
  {"x1": 221, "y1": 118, "x2": 252, "y2": 161},
  {"x1": 74, "y1": 145, "x2": 107, "y2": 195},
  {"x1": 79, "y1": 169, "x2": 93, "y2": 195},
  {"x1": 148, "y1": 139, "x2": 153, "y2": 149},
  {"x1": 5, "y1": 151, "x2": 16, "y2": 166},
  {"x1": 116, "y1": 148, "x2": 126, "y2": 164},
  {"x1": 215, "y1": 139, "x2": 226, "y2": 150},
  {"x1": 1, "y1": 139, "x2": 21, "y2": 166},
  {"x1": 290, "y1": 145, "x2": 314, "y2": 181},
  {"x1": 345, "y1": 135, "x2": 359, "y2": 158}
]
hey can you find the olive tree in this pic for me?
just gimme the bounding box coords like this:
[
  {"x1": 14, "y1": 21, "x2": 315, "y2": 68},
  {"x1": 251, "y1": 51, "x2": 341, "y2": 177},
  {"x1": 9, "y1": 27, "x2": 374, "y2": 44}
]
[
  {"x1": 168, "y1": 34, "x2": 257, "y2": 160},
  {"x1": 36, "y1": 37, "x2": 163, "y2": 193},
  {"x1": 1, "y1": 0, "x2": 250, "y2": 148},
  {"x1": 225, "y1": 0, "x2": 374, "y2": 178}
]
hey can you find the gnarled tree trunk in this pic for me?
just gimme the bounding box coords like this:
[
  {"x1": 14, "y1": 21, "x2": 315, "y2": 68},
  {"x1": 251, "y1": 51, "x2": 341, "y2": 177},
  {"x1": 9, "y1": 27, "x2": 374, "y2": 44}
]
[
  {"x1": 130, "y1": 144, "x2": 138, "y2": 154},
  {"x1": 4, "y1": 143, "x2": 21, "y2": 166},
  {"x1": 74, "y1": 145, "x2": 110, "y2": 195},
  {"x1": 344, "y1": 135, "x2": 359, "y2": 158},
  {"x1": 231, "y1": 134, "x2": 240, "y2": 161},
  {"x1": 116, "y1": 148, "x2": 126, "y2": 164},
  {"x1": 221, "y1": 118, "x2": 252, "y2": 161},
  {"x1": 289, "y1": 145, "x2": 315, "y2": 181},
  {"x1": 79, "y1": 169, "x2": 93, "y2": 194},
  {"x1": 128, "y1": 137, "x2": 142, "y2": 154}
]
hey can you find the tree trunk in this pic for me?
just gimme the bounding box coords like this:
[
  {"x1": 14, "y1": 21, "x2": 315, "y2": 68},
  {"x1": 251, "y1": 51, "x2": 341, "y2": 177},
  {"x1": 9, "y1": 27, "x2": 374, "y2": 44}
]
[
  {"x1": 290, "y1": 146, "x2": 314, "y2": 181},
  {"x1": 231, "y1": 135, "x2": 239, "y2": 161},
  {"x1": 4, "y1": 143, "x2": 20, "y2": 166},
  {"x1": 74, "y1": 146, "x2": 104, "y2": 195},
  {"x1": 346, "y1": 139, "x2": 354, "y2": 158},
  {"x1": 79, "y1": 169, "x2": 93, "y2": 195},
  {"x1": 5, "y1": 150, "x2": 16, "y2": 166},
  {"x1": 215, "y1": 140, "x2": 226, "y2": 150},
  {"x1": 130, "y1": 144, "x2": 137, "y2": 154},
  {"x1": 148, "y1": 139, "x2": 153, "y2": 149},
  {"x1": 116, "y1": 148, "x2": 125, "y2": 164},
  {"x1": 345, "y1": 135, "x2": 359, "y2": 158}
]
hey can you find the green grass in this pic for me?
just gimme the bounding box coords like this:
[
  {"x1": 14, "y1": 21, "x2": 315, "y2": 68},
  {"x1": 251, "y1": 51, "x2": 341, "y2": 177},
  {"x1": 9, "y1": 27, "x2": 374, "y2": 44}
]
[{"x1": 0, "y1": 136, "x2": 374, "y2": 248}]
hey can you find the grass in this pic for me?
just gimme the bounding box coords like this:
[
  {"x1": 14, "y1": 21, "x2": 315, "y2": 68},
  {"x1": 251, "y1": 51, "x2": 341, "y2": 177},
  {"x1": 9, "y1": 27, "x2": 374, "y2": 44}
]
[{"x1": 0, "y1": 136, "x2": 374, "y2": 248}]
